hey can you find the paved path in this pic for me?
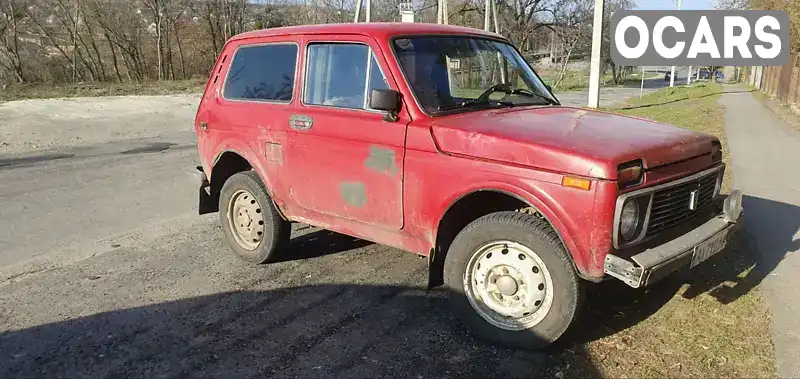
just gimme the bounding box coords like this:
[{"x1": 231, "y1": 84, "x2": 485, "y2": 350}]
[{"x1": 720, "y1": 86, "x2": 800, "y2": 378}]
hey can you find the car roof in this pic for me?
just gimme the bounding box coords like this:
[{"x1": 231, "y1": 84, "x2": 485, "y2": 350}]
[{"x1": 230, "y1": 22, "x2": 506, "y2": 43}]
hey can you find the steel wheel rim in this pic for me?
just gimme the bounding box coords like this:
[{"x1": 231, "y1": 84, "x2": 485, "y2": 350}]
[
  {"x1": 226, "y1": 189, "x2": 265, "y2": 251},
  {"x1": 463, "y1": 240, "x2": 554, "y2": 331}
]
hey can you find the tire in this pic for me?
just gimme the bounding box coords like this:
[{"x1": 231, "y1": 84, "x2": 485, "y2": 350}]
[
  {"x1": 218, "y1": 170, "x2": 290, "y2": 264},
  {"x1": 443, "y1": 211, "x2": 583, "y2": 349}
]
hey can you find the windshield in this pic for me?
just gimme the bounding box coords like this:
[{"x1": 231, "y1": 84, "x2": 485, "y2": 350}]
[{"x1": 392, "y1": 36, "x2": 558, "y2": 115}]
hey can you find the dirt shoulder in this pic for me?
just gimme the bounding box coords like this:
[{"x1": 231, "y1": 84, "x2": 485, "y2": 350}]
[
  {"x1": 751, "y1": 90, "x2": 800, "y2": 134},
  {"x1": 0, "y1": 94, "x2": 199, "y2": 155},
  {"x1": 0, "y1": 80, "x2": 205, "y2": 103}
]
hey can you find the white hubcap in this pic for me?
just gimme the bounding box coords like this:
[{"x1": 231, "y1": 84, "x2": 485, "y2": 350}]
[
  {"x1": 227, "y1": 189, "x2": 265, "y2": 251},
  {"x1": 464, "y1": 241, "x2": 554, "y2": 330}
]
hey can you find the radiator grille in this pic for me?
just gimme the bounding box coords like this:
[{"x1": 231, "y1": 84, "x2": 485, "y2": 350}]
[{"x1": 646, "y1": 172, "x2": 718, "y2": 237}]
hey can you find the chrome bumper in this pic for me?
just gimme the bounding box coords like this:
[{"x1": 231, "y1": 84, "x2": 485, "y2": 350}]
[{"x1": 603, "y1": 191, "x2": 744, "y2": 288}]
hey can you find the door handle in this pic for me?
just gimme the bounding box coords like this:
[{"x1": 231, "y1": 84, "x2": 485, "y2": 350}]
[
  {"x1": 289, "y1": 115, "x2": 313, "y2": 131},
  {"x1": 200, "y1": 122, "x2": 208, "y2": 131}
]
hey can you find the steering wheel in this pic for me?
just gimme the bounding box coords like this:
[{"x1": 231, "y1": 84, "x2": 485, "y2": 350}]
[{"x1": 476, "y1": 83, "x2": 511, "y2": 102}]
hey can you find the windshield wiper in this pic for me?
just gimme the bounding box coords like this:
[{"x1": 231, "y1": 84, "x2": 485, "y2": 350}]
[
  {"x1": 507, "y1": 88, "x2": 558, "y2": 105},
  {"x1": 437, "y1": 99, "x2": 515, "y2": 112}
]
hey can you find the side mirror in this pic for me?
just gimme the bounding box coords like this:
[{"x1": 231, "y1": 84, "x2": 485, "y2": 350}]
[
  {"x1": 369, "y1": 89, "x2": 401, "y2": 122},
  {"x1": 545, "y1": 84, "x2": 553, "y2": 92}
]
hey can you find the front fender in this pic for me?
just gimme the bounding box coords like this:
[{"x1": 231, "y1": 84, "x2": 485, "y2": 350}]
[{"x1": 433, "y1": 177, "x2": 601, "y2": 279}]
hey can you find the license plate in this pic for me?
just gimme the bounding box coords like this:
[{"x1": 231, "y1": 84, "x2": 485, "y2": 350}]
[{"x1": 690, "y1": 228, "x2": 730, "y2": 268}]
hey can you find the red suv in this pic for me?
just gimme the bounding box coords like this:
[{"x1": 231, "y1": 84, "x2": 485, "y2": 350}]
[{"x1": 193, "y1": 23, "x2": 743, "y2": 349}]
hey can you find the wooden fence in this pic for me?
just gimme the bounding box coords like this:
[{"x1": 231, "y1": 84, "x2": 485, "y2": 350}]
[{"x1": 759, "y1": 53, "x2": 800, "y2": 106}]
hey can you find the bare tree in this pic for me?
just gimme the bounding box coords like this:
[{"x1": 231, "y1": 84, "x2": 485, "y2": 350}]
[
  {"x1": 142, "y1": 0, "x2": 167, "y2": 80},
  {"x1": 551, "y1": 0, "x2": 591, "y2": 88},
  {"x1": 0, "y1": 0, "x2": 644, "y2": 88},
  {"x1": 601, "y1": 0, "x2": 634, "y2": 84},
  {"x1": 496, "y1": 0, "x2": 555, "y2": 50},
  {"x1": 713, "y1": 0, "x2": 749, "y2": 9},
  {"x1": 0, "y1": 0, "x2": 26, "y2": 83}
]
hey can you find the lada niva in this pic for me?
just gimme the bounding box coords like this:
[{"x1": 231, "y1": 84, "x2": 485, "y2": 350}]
[{"x1": 192, "y1": 23, "x2": 743, "y2": 348}]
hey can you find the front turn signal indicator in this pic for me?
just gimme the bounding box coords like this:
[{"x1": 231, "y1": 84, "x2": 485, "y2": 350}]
[
  {"x1": 562, "y1": 176, "x2": 591, "y2": 191},
  {"x1": 617, "y1": 160, "x2": 644, "y2": 189}
]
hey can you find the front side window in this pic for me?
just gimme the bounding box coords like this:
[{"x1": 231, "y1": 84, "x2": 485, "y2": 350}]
[
  {"x1": 304, "y1": 43, "x2": 390, "y2": 110},
  {"x1": 224, "y1": 44, "x2": 297, "y2": 101},
  {"x1": 392, "y1": 36, "x2": 558, "y2": 115}
]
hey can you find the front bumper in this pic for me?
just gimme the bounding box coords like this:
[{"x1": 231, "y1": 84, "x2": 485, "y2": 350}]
[{"x1": 603, "y1": 191, "x2": 744, "y2": 288}]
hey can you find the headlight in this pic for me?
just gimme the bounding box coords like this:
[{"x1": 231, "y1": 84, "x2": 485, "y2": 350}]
[{"x1": 620, "y1": 200, "x2": 640, "y2": 240}]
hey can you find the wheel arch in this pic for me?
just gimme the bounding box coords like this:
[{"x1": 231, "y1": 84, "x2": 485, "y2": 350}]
[
  {"x1": 429, "y1": 185, "x2": 583, "y2": 288},
  {"x1": 206, "y1": 148, "x2": 283, "y2": 218}
]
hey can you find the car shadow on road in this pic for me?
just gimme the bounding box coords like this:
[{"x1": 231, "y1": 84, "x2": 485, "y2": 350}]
[
  {"x1": 1, "y1": 284, "x2": 603, "y2": 379},
  {"x1": 4, "y1": 196, "x2": 792, "y2": 378},
  {"x1": 271, "y1": 226, "x2": 373, "y2": 263},
  {"x1": 681, "y1": 195, "x2": 799, "y2": 304}
]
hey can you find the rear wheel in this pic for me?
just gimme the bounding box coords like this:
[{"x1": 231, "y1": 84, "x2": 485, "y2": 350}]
[
  {"x1": 219, "y1": 171, "x2": 290, "y2": 263},
  {"x1": 443, "y1": 211, "x2": 583, "y2": 349}
]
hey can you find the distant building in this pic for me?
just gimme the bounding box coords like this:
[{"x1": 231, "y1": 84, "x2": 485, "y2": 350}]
[{"x1": 399, "y1": 2, "x2": 414, "y2": 23}]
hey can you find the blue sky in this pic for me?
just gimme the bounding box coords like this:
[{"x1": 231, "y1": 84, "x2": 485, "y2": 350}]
[{"x1": 635, "y1": 0, "x2": 715, "y2": 10}]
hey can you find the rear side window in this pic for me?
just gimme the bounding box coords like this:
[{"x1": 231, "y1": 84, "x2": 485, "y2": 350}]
[{"x1": 223, "y1": 44, "x2": 298, "y2": 102}]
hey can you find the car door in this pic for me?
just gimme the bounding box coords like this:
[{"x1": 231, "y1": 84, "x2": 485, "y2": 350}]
[{"x1": 283, "y1": 34, "x2": 407, "y2": 230}]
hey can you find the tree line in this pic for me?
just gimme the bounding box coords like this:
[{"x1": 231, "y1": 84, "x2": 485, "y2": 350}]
[
  {"x1": 715, "y1": 0, "x2": 799, "y2": 52},
  {"x1": 0, "y1": 0, "x2": 636, "y2": 87}
]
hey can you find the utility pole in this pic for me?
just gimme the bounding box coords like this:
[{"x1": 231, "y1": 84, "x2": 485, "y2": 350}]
[
  {"x1": 491, "y1": 0, "x2": 499, "y2": 33},
  {"x1": 438, "y1": 0, "x2": 449, "y2": 24},
  {"x1": 669, "y1": 0, "x2": 681, "y2": 87},
  {"x1": 587, "y1": 0, "x2": 604, "y2": 108},
  {"x1": 687, "y1": 65, "x2": 692, "y2": 85},
  {"x1": 640, "y1": 66, "x2": 645, "y2": 98},
  {"x1": 354, "y1": 0, "x2": 371, "y2": 22},
  {"x1": 484, "y1": 0, "x2": 491, "y2": 30},
  {"x1": 354, "y1": 0, "x2": 362, "y2": 22}
]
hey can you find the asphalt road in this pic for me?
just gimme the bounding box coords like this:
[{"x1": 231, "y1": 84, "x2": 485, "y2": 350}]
[
  {"x1": 0, "y1": 84, "x2": 667, "y2": 378},
  {"x1": 0, "y1": 144, "x2": 601, "y2": 378}
]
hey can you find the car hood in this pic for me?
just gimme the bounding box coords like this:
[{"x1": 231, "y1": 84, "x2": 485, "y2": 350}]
[{"x1": 429, "y1": 106, "x2": 718, "y2": 180}]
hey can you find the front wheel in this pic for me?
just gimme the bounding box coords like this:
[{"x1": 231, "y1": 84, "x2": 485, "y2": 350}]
[{"x1": 443, "y1": 211, "x2": 583, "y2": 349}]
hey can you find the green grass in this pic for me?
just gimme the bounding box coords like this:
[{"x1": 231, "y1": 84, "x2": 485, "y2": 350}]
[
  {"x1": 537, "y1": 68, "x2": 649, "y2": 91},
  {"x1": 613, "y1": 83, "x2": 734, "y2": 191},
  {"x1": 0, "y1": 79, "x2": 206, "y2": 102},
  {"x1": 566, "y1": 83, "x2": 776, "y2": 378}
]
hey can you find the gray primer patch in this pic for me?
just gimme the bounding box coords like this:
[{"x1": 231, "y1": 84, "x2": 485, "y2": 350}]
[
  {"x1": 339, "y1": 182, "x2": 367, "y2": 208},
  {"x1": 364, "y1": 146, "x2": 397, "y2": 175}
]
